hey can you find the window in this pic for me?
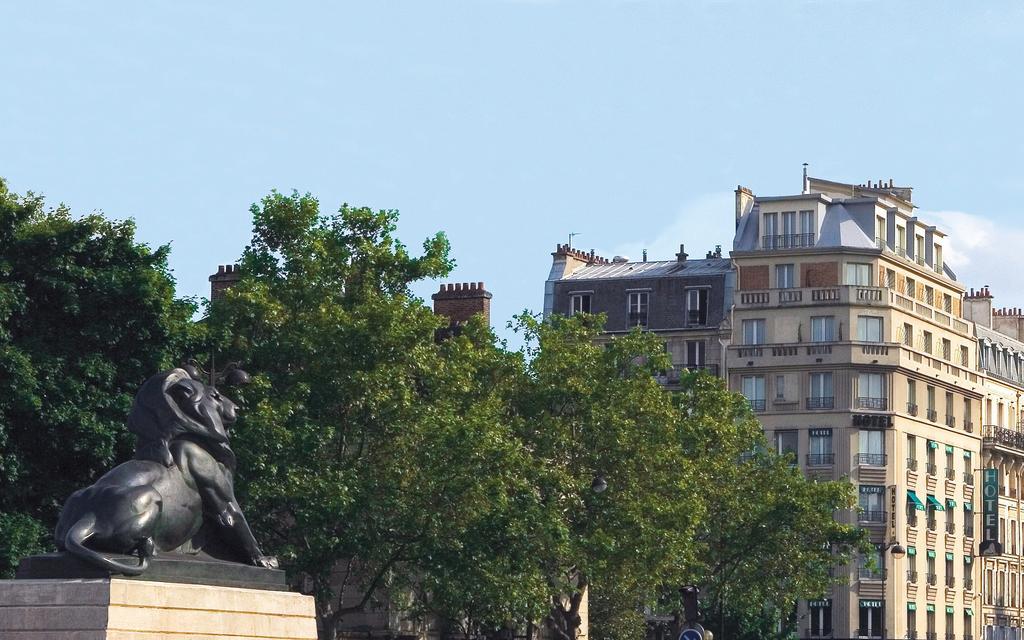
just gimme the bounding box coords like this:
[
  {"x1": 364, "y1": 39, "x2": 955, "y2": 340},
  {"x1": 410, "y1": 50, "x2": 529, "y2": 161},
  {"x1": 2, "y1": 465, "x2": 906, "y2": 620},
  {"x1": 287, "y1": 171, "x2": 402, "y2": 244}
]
[
  {"x1": 859, "y1": 600, "x2": 883, "y2": 637},
  {"x1": 926, "y1": 386, "x2": 936, "y2": 421},
  {"x1": 570, "y1": 293, "x2": 592, "y2": 315},
  {"x1": 943, "y1": 292, "x2": 952, "y2": 312},
  {"x1": 685, "y1": 340, "x2": 705, "y2": 368},
  {"x1": 907, "y1": 435, "x2": 917, "y2": 462},
  {"x1": 627, "y1": 291, "x2": 648, "y2": 327},
  {"x1": 859, "y1": 430, "x2": 885, "y2": 466},
  {"x1": 906, "y1": 276, "x2": 916, "y2": 298},
  {"x1": 742, "y1": 376, "x2": 765, "y2": 411},
  {"x1": 686, "y1": 288, "x2": 708, "y2": 326},
  {"x1": 776, "y1": 264, "x2": 795, "y2": 289},
  {"x1": 945, "y1": 391, "x2": 954, "y2": 425},
  {"x1": 859, "y1": 487, "x2": 885, "y2": 522},
  {"x1": 903, "y1": 322, "x2": 913, "y2": 347},
  {"x1": 945, "y1": 554, "x2": 954, "y2": 586},
  {"x1": 875, "y1": 215, "x2": 886, "y2": 246},
  {"x1": 846, "y1": 262, "x2": 871, "y2": 285},
  {"x1": 916, "y1": 235, "x2": 926, "y2": 262},
  {"x1": 775, "y1": 430, "x2": 798, "y2": 459},
  {"x1": 907, "y1": 608, "x2": 917, "y2": 639},
  {"x1": 763, "y1": 212, "x2": 778, "y2": 247},
  {"x1": 743, "y1": 319, "x2": 765, "y2": 345},
  {"x1": 907, "y1": 379, "x2": 917, "y2": 415},
  {"x1": 808, "y1": 372, "x2": 833, "y2": 409},
  {"x1": 811, "y1": 316, "x2": 835, "y2": 342},
  {"x1": 935, "y1": 244, "x2": 944, "y2": 271},
  {"x1": 799, "y1": 210, "x2": 815, "y2": 239},
  {"x1": 858, "y1": 373, "x2": 886, "y2": 409},
  {"x1": 923, "y1": 331, "x2": 933, "y2": 354},
  {"x1": 942, "y1": 338, "x2": 951, "y2": 360},
  {"x1": 782, "y1": 211, "x2": 796, "y2": 237},
  {"x1": 809, "y1": 429, "x2": 832, "y2": 465},
  {"x1": 857, "y1": 316, "x2": 883, "y2": 342},
  {"x1": 809, "y1": 600, "x2": 831, "y2": 637},
  {"x1": 964, "y1": 398, "x2": 972, "y2": 428},
  {"x1": 774, "y1": 374, "x2": 785, "y2": 400},
  {"x1": 885, "y1": 268, "x2": 896, "y2": 288},
  {"x1": 897, "y1": 226, "x2": 906, "y2": 255}
]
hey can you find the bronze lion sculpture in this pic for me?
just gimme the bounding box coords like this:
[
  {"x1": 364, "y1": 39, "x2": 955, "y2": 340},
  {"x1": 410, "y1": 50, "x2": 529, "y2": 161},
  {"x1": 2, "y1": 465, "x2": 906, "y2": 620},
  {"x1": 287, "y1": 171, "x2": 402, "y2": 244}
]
[{"x1": 53, "y1": 367, "x2": 277, "y2": 575}]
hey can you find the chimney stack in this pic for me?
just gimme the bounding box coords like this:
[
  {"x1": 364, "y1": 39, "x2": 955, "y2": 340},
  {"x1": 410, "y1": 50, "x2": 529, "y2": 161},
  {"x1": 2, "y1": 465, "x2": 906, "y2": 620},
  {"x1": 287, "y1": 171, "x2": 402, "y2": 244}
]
[
  {"x1": 209, "y1": 264, "x2": 241, "y2": 301},
  {"x1": 735, "y1": 185, "x2": 754, "y2": 229},
  {"x1": 676, "y1": 244, "x2": 688, "y2": 263},
  {"x1": 432, "y1": 281, "x2": 493, "y2": 327}
]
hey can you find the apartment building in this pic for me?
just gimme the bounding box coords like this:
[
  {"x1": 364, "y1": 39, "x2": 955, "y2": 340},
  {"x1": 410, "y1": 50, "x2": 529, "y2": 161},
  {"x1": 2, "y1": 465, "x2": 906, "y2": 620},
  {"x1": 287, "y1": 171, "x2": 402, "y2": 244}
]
[
  {"x1": 962, "y1": 290, "x2": 1024, "y2": 640},
  {"x1": 544, "y1": 243, "x2": 734, "y2": 383},
  {"x1": 730, "y1": 176, "x2": 985, "y2": 640}
]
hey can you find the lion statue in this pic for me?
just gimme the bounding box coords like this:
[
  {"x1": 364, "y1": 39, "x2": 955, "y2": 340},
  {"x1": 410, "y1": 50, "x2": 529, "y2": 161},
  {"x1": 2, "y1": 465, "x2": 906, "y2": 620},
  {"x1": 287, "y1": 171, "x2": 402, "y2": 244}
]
[{"x1": 53, "y1": 367, "x2": 277, "y2": 575}]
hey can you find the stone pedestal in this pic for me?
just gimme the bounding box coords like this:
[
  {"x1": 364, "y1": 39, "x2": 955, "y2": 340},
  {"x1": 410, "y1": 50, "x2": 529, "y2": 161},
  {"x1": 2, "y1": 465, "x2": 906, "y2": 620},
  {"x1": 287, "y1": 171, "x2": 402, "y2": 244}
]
[{"x1": 0, "y1": 578, "x2": 318, "y2": 639}]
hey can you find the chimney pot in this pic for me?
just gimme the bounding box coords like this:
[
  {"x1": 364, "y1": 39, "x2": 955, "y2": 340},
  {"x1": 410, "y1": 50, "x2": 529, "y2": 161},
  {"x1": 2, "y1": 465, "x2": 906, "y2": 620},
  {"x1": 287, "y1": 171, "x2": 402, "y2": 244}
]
[{"x1": 478, "y1": 281, "x2": 484, "y2": 289}]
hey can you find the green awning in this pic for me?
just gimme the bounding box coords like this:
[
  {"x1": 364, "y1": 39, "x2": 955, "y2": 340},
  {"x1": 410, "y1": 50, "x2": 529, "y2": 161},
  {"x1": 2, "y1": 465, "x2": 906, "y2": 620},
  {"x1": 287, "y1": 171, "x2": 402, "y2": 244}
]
[
  {"x1": 945, "y1": 445, "x2": 955, "y2": 453},
  {"x1": 947, "y1": 498, "x2": 957, "y2": 509},
  {"x1": 907, "y1": 546, "x2": 917, "y2": 556},
  {"x1": 946, "y1": 552, "x2": 954, "y2": 561},
  {"x1": 965, "y1": 556, "x2": 973, "y2": 564},
  {"x1": 908, "y1": 603, "x2": 917, "y2": 611},
  {"x1": 966, "y1": 608, "x2": 974, "y2": 616},
  {"x1": 965, "y1": 502, "x2": 973, "y2": 511},
  {"x1": 946, "y1": 606, "x2": 955, "y2": 614},
  {"x1": 908, "y1": 490, "x2": 927, "y2": 511},
  {"x1": 927, "y1": 494, "x2": 945, "y2": 511},
  {"x1": 928, "y1": 440, "x2": 939, "y2": 449},
  {"x1": 927, "y1": 550, "x2": 937, "y2": 558},
  {"x1": 927, "y1": 604, "x2": 935, "y2": 612},
  {"x1": 964, "y1": 450, "x2": 972, "y2": 458}
]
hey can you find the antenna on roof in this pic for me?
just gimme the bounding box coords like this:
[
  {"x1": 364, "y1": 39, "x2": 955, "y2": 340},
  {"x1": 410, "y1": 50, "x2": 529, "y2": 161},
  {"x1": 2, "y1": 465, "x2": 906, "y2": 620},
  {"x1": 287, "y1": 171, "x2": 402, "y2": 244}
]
[
  {"x1": 802, "y1": 163, "x2": 809, "y2": 194},
  {"x1": 568, "y1": 232, "x2": 580, "y2": 249}
]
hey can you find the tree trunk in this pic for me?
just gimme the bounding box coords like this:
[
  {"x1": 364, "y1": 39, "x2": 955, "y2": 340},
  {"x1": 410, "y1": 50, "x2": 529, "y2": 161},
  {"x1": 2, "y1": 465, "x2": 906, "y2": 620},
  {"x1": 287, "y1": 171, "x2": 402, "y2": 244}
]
[{"x1": 546, "y1": 578, "x2": 586, "y2": 640}]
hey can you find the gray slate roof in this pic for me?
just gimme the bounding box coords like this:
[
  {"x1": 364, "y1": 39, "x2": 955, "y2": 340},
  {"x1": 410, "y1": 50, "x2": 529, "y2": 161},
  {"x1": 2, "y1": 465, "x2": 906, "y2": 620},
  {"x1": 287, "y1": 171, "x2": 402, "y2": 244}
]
[{"x1": 561, "y1": 258, "x2": 732, "y2": 281}]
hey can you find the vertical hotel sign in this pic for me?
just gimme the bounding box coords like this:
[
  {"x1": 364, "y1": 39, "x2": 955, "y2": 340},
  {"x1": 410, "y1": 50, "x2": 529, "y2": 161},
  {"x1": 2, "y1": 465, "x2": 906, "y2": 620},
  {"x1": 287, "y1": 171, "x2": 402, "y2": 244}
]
[{"x1": 980, "y1": 468, "x2": 1003, "y2": 556}]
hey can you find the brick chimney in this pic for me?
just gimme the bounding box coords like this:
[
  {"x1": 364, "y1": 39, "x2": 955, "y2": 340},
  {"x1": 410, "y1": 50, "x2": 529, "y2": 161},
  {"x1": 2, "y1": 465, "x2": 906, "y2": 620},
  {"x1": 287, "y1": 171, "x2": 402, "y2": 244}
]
[
  {"x1": 432, "y1": 282, "x2": 493, "y2": 326},
  {"x1": 209, "y1": 264, "x2": 241, "y2": 301}
]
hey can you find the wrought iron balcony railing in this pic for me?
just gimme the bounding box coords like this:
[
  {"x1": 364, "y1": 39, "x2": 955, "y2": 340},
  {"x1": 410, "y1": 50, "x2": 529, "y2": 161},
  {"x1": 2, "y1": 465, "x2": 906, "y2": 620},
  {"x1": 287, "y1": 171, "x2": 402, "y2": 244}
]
[
  {"x1": 806, "y1": 453, "x2": 834, "y2": 466},
  {"x1": 855, "y1": 453, "x2": 887, "y2": 467}
]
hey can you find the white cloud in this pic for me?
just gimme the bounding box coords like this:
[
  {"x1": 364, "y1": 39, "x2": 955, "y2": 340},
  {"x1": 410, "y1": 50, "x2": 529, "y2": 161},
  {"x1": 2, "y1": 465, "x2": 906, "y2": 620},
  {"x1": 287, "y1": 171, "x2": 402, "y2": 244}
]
[
  {"x1": 602, "y1": 191, "x2": 735, "y2": 262},
  {"x1": 920, "y1": 209, "x2": 1024, "y2": 305}
]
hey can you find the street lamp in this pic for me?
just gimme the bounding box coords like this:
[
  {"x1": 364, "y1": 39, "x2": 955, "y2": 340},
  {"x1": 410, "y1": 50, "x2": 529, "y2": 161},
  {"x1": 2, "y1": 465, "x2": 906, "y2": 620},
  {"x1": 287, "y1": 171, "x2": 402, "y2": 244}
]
[
  {"x1": 879, "y1": 542, "x2": 906, "y2": 639},
  {"x1": 591, "y1": 474, "x2": 608, "y2": 494}
]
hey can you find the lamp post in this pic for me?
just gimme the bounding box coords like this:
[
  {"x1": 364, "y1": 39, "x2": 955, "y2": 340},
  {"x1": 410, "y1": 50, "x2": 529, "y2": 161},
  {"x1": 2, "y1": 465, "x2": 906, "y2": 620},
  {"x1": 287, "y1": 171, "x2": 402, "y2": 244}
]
[{"x1": 880, "y1": 541, "x2": 907, "y2": 640}]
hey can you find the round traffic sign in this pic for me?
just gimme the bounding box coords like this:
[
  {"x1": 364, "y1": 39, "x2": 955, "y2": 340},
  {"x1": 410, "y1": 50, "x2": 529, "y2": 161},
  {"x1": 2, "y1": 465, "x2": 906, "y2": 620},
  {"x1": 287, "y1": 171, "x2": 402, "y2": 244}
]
[{"x1": 679, "y1": 627, "x2": 703, "y2": 640}]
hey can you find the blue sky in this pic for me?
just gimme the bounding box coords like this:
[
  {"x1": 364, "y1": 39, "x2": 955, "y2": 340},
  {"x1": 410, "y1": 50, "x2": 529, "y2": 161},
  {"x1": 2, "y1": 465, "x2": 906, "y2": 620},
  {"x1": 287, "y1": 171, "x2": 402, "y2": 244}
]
[{"x1": 3, "y1": 1, "x2": 1023, "y2": 345}]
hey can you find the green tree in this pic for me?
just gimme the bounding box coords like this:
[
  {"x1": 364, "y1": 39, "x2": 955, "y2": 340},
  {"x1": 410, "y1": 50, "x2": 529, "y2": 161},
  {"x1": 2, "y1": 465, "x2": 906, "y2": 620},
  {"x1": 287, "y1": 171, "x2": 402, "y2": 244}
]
[
  {"x1": 670, "y1": 372, "x2": 866, "y2": 640},
  {"x1": 0, "y1": 178, "x2": 199, "y2": 576},
  {"x1": 208, "y1": 191, "x2": 557, "y2": 640},
  {"x1": 510, "y1": 314, "x2": 704, "y2": 640}
]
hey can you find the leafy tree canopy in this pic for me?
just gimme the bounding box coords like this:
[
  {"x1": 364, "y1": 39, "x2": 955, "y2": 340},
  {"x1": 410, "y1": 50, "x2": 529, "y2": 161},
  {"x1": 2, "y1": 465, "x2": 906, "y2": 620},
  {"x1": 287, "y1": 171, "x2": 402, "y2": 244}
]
[{"x1": 0, "y1": 178, "x2": 198, "y2": 575}]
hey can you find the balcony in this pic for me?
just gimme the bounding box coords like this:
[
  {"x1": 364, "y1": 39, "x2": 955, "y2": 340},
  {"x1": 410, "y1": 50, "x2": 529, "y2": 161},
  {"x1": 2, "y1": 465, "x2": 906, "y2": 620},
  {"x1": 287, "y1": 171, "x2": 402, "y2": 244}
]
[
  {"x1": 965, "y1": 420, "x2": 974, "y2": 433},
  {"x1": 907, "y1": 512, "x2": 918, "y2": 527},
  {"x1": 657, "y1": 365, "x2": 721, "y2": 386},
  {"x1": 927, "y1": 409, "x2": 938, "y2": 422},
  {"x1": 927, "y1": 518, "x2": 937, "y2": 531},
  {"x1": 804, "y1": 628, "x2": 833, "y2": 638},
  {"x1": 907, "y1": 402, "x2": 919, "y2": 416},
  {"x1": 736, "y1": 284, "x2": 886, "y2": 309},
  {"x1": 855, "y1": 629, "x2": 882, "y2": 639},
  {"x1": 964, "y1": 472, "x2": 974, "y2": 486},
  {"x1": 964, "y1": 578, "x2": 974, "y2": 591},
  {"x1": 946, "y1": 575, "x2": 956, "y2": 588},
  {"x1": 858, "y1": 510, "x2": 887, "y2": 524},
  {"x1": 946, "y1": 521, "x2": 956, "y2": 534},
  {"x1": 926, "y1": 462, "x2": 938, "y2": 476},
  {"x1": 926, "y1": 633, "x2": 937, "y2": 640},
  {"x1": 806, "y1": 396, "x2": 835, "y2": 409},
  {"x1": 946, "y1": 414, "x2": 956, "y2": 427},
  {"x1": 747, "y1": 398, "x2": 766, "y2": 412},
  {"x1": 983, "y1": 424, "x2": 1024, "y2": 452},
  {"x1": 907, "y1": 569, "x2": 918, "y2": 582},
  {"x1": 858, "y1": 566, "x2": 886, "y2": 579},
  {"x1": 907, "y1": 457, "x2": 918, "y2": 471},
  {"x1": 806, "y1": 453, "x2": 835, "y2": 466},
  {"x1": 945, "y1": 467, "x2": 955, "y2": 480},
  {"x1": 858, "y1": 397, "x2": 889, "y2": 411},
  {"x1": 761, "y1": 233, "x2": 816, "y2": 249},
  {"x1": 855, "y1": 453, "x2": 887, "y2": 467},
  {"x1": 926, "y1": 573, "x2": 937, "y2": 585},
  {"x1": 907, "y1": 632, "x2": 918, "y2": 640},
  {"x1": 965, "y1": 525, "x2": 975, "y2": 537}
]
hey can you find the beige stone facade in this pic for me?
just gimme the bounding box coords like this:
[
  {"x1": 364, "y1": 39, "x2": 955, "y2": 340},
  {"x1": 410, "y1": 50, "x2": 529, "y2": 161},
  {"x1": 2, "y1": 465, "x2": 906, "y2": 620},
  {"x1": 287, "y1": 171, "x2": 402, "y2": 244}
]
[{"x1": 730, "y1": 177, "x2": 984, "y2": 640}]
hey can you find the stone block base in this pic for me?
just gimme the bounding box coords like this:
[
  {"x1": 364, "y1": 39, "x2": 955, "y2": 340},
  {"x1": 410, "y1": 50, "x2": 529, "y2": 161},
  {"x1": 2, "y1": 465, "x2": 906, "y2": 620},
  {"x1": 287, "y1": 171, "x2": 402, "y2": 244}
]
[{"x1": 0, "y1": 578, "x2": 317, "y2": 639}]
